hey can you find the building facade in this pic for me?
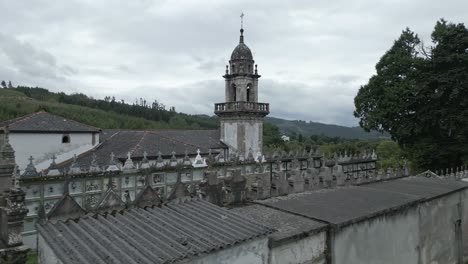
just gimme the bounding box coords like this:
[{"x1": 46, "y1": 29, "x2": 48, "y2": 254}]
[{"x1": 215, "y1": 26, "x2": 269, "y2": 157}]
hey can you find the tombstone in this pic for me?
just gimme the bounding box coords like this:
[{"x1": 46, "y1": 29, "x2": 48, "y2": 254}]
[
  {"x1": 333, "y1": 164, "x2": 346, "y2": 186},
  {"x1": 290, "y1": 169, "x2": 304, "y2": 193},
  {"x1": 318, "y1": 164, "x2": 332, "y2": 188},
  {"x1": 275, "y1": 170, "x2": 289, "y2": 196}
]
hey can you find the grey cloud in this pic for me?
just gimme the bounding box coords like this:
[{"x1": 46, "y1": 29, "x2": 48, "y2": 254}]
[
  {"x1": 0, "y1": 33, "x2": 76, "y2": 81},
  {"x1": 0, "y1": 0, "x2": 467, "y2": 126}
]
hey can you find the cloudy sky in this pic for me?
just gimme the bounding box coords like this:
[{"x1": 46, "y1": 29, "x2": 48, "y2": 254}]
[{"x1": 0, "y1": 0, "x2": 466, "y2": 126}]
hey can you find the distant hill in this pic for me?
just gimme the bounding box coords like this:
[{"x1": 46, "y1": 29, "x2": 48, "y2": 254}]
[
  {"x1": 266, "y1": 117, "x2": 388, "y2": 140},
  {"x1": 0, "y1": 87, "x2": 385, "y2": 140}
]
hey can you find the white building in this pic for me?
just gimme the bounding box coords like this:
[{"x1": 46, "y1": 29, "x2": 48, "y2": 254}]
[{"x1": 0, "y1": 111, "x2": 100, "y2": 172}]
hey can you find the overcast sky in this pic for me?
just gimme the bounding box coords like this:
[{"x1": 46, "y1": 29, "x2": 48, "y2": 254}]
[{"x1": 0, "y1": 0, "x2": 466, "y2": 126}]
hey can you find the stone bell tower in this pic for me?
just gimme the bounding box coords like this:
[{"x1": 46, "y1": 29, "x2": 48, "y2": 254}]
[{"x1": 215, "y1": 18, "x2": 269, "y2": 157}]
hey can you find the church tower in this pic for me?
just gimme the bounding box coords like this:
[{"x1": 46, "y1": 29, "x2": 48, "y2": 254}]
[{"x1": 215, "y1": 19, "x2": 269, "y2": 157}]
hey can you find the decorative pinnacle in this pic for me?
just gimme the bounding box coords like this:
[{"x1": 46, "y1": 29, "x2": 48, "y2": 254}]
[{"x1": 4, "y1": 125, "x2": 10, "y2": 143}]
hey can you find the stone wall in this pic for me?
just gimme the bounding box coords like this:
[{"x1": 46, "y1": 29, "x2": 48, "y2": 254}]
[
  {"x1": 270, "y1": 231, "x2": 327, "y2": 264},
  {"x1": 332, "y1": 189, "x2": 468, "y2": 264}
]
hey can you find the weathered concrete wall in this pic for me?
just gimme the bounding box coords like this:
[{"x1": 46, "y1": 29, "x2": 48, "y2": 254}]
[
  {"x1": 333, "y1": 207, "x2": 420, "y2": 264},
  {"x1": 461, "y1": 189, "x2": 468, "y2": 258},
  {"x1": 418, "y1": 191, "x2": 465, "y2": 264},
  {"x1": 10, "y1": 132, "x2": 98, "y2": 172},
  {"x1": 333, "y1": 189, "x2": 468, "y2": 264},
  {"x1": 220, "y1": 118, "x2": 262, "y2": 157},
  {"x1": 188, "y1": 237, "x2": 269, "y2": 264},
  {"x1": 38, "y1": 235, "x2": 63, "y2": 264},
  {"x1": 270, "y1": 231, "x2": 327, "y2": 264}
]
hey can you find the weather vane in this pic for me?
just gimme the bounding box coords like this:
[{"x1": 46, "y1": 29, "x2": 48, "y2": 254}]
[{"x1": 240, "y1": 12, "x2": 244, "y2": 29}]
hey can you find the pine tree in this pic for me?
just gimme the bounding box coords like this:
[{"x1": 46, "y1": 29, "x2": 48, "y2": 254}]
[
  {"x1": 7, "y1": 80, "x2": 13, "y2": 88},
  {"x1": 0, "y1": 80, "x2": 6, "y2": 88}
]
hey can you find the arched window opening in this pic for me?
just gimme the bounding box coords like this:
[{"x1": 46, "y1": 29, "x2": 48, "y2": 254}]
[
  {"x1": 248, "y1": 64, "x2": 252, "y2": 73},
  {"x1": 246, "y1": 84, "x2": 252, "y2": 102},
  {"x1": 62, "y1": 135, "x2": 70, "y2": 144},
  {"x1": 231, "y1": 84, "x2": 237, "y2": 102},
  {"x1": 232, "y1": 65, "x2": 236, "y2": 74}
]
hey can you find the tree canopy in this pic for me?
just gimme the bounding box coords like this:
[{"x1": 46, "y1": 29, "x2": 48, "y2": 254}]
[{"x1": 354, "y1": 19, "x2": 468, "y2": 170}]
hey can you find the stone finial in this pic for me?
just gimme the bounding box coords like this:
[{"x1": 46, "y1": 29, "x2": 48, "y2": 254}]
[
  {"x1": 183, "y1": 150, "x2": 192, "y2": 166},
  {"x1": 106, "y1": 152, "x2": 120, "y2": 172},
  {"x1": 69, "y1": 154, "x2": 82, "y2": 175},
  {"x1": 22, "y1": 156, "x2": 38, "y2": 178},
  {"x1": 246, "y1": 148, "x2": 254, "y2": 161},
  {"x1": 140, "y1": 151, "x2": 150, "y2": 169},
  {"x1": 254, "y1": 152, "x2": 262, "y2": 163},
  {"x1": 192, "y1": 149, "x2": 207, "y2": 168},
  {"x1": 155, "y1": 151, "x2": 165, "y2": 168},
  {"x1": 46, "y1": 154, "x2": 61, "y2": 176},
  {"x1": 169, "y1": 151, "x2": 178, "y2": 167},
  {"x1": 123, "y1": 152, "x2": 135, "y2": 170},
  {"x1": 206, "y1": 149, "x2": 215, "y2": 166},
  {"x1": 11, "y1": 165, "x2": 20, "y2": 190},
  {"x1": 216, "y1": 151, "x2": 225, "y2": 163},
  {"x1": 89, "y1": 152, "x2": 100, "y2": 173}
]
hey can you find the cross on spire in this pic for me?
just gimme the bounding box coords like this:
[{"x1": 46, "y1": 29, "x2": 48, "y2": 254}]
[{"x1": 240, "y1": 12, "x2": 244, "y2": 29}]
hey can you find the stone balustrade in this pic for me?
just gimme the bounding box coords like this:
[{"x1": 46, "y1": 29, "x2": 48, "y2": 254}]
[{"x1": 214, "y1": 101, "x2": 269, "y2": 116}]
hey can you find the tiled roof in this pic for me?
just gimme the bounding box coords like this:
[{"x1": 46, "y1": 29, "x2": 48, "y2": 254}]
[
  {"x1": 259, "y1": 176, "x2": 468, "y2": 226},
  {"x1": 60, "y1": 129, "x2": 224, "y2": 169},
  {"x1": 37, "y1": 198, "x2": 273, "y2": 264},
  {"x1": 0, "y1": 111, "x2": 100, "y2": 133}
]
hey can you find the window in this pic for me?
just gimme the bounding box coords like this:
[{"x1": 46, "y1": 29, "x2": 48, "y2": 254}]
[
  {"x1": 62, "y1": 135, "x2": 70, "y2": 143},
  {"x1": 231, "y1": 84, "x2": 237, "y2": 102}
]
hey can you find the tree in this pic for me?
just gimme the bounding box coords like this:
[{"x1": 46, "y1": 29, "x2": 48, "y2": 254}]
[
  {"x1": 354, "y1": 20, "x2": 468, "y2": 170},
  {"x1": 0, "y1": 80, "x2": 6, "y2": 88},
  {"x1": 7, "y1": 81, "x2": 12, "y2": 88}
]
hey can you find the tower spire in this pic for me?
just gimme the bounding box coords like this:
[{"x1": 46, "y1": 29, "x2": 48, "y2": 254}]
[{"x1": 240, "y1": 12, "x2": 244, "y2": 43}]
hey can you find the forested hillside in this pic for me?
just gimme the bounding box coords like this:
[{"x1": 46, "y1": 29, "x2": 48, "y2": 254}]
[
  {"x1": 0, "y1": 86, "x2": 218, "y2": 129},
  {"x1": 266, "y1": 117, "x2": 387, "y2": 140}
]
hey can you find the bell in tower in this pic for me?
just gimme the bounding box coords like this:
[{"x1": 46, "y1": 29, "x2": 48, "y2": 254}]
[{"x1": 214, "y1": 15, "x2": 269, "y2": 157}]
